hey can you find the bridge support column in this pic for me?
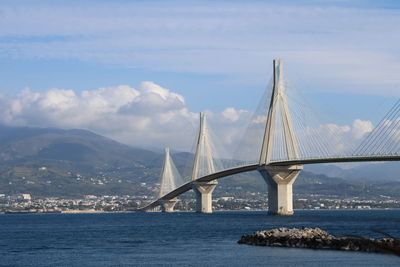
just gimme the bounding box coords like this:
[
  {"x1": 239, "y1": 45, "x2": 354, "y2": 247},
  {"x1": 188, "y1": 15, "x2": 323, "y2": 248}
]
[
  {"x1": 160, "y1": 198, "x2": 179, "y2": 213},
  {"x1": 192, "y1": 181, "x2": 217, "y2": 213},
  {"x1": 259, "y1": 165, "x2": 303, "y2": 215}
]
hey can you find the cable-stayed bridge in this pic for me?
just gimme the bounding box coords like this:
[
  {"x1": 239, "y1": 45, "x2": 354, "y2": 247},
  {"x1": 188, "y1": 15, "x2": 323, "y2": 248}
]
[{"x1": 139, "y1": 59, "x2": 400, "y2": 215}]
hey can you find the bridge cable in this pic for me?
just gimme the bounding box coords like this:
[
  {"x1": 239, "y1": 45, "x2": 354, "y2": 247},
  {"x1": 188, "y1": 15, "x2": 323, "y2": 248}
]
[{"x1": 354, "y1": 99, "x2": 400, "y2": 155}]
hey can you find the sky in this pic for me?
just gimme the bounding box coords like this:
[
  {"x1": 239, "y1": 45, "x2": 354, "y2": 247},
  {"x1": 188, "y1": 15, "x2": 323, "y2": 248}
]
[{"x1": 0, "y1": 0, "x2": 399, "y2": 155}]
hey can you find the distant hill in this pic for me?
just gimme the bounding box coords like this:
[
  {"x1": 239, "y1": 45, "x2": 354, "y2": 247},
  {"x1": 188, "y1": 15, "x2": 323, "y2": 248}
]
[
  {"x1": 0, "y1": 125, "x2": 163, "y2": 197},
  {"x1": 0, "y1": 124, "x2": 159, "y2": 168},
  {"x1": 0, "y1": 124, "x2": 399, "y2": 198},
  {"x1": 306, "y1": 161, "x2": 400, "y2": 182},
  {"x1": 214, "y1": 170, "x2": 400, "y2": 198}
]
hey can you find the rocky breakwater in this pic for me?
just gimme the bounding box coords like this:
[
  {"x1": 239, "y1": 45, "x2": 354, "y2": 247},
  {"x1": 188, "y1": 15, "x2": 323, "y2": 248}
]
[{"x1": 238, "y1": 227, "x2": 400, "y2": 255}]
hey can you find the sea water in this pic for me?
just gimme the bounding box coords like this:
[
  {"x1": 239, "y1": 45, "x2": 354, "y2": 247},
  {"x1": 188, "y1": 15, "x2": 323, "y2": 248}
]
[{"x1": 0, "y1": 210, "x2": 399, "y2": 266}]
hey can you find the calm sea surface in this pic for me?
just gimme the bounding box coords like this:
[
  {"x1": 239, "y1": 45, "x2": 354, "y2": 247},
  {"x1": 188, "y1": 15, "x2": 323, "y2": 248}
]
[{"x1": 0, "y1": 210, "x2": 399, "y2": 266}]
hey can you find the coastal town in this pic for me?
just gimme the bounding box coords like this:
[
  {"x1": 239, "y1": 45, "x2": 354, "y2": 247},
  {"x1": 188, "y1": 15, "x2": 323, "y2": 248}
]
[{"x1": 1, "y1": 191, "x2": 399, "y2": 214}]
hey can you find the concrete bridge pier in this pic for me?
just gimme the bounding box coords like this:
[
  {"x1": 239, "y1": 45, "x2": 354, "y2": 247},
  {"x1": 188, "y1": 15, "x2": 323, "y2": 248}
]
[
  {"x1": 159, "y1": 198, "x2": 179, "y2": 212},
  {"x1": 259, "y1": 165, "x2": 303, "y2": 215},
  {"x1": 192, "y1": 181, "x2": 217, "y2": 213}
]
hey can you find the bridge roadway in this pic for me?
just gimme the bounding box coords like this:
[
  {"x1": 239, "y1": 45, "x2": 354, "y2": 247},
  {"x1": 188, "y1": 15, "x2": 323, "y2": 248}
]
[{"x1": 139, "y1": 155, "x2": 400, "y2": 211}]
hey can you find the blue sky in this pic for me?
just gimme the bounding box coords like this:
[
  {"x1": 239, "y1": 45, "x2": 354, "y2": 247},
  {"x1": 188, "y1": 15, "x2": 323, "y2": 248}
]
[{"x1": 0, "y1": 0, "x2": 399, "y2": 150}]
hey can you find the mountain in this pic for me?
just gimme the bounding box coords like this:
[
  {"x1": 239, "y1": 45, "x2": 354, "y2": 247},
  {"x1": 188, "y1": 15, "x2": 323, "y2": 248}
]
[
  {"x1": 215, "y1": 170, "x2": 400, "y2": 198},
  {"x1": 0, "y1": 124, "x2": 400, "y2": 198},
  {"x1": 306, "y1": 161, "x2": 400, "y2": 182},
  {"x1": 0, "y1": 124, "x2": 159, "y2": 168},
  {"x1": 0, "y1": 125, "x2": 163, "y2": 197}
]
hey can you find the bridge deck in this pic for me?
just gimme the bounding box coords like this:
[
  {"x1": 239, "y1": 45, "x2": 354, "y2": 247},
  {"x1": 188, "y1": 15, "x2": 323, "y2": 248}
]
[
  {"x1": 270, "y1": 155, "x2": 400, "y2": 166},
  {"x1": 139, "y1": 155, "x2": 400, "y2": 211}
]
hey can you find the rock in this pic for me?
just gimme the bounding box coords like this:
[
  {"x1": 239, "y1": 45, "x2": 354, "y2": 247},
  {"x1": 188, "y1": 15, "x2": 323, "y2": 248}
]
[{"x1": 238, "y1": 227, "x2": 400, "y2": 255}]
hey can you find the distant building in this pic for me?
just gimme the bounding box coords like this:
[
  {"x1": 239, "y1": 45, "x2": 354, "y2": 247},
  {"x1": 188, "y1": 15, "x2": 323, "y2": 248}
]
[
  {"x1": 22, "y1": 194, "x2": 31, "y2": 201},
  {"x1": 219, "y1": 197, "x2": 234, "y2": 201}
]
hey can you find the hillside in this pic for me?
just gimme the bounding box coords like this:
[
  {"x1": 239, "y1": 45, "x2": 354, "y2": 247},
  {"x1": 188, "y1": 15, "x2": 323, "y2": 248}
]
[
  {"x1": 0, "y1": 125, "x2": 162, "y2": 197},
  {"x1": 214, "y1": 170, "x2": 400, "y2": 198},
  {"x1": 0, "y1": 124, "x2": 399, "y2": 198},
  {"x1": 306, "y1": 162, "x2": 400, "y2": 182}
]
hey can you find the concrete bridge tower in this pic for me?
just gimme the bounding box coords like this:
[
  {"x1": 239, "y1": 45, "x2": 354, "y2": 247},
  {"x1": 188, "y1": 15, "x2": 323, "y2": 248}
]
[
  {"x1": 191, "y1": 112, "x2": 218, "y2": 213},
  {"x1": 159, "y1": 147, "x2": 179, "y2": 212},
  {"x1": 259, "y1": 59, "x2": 303, "y2": 215}
]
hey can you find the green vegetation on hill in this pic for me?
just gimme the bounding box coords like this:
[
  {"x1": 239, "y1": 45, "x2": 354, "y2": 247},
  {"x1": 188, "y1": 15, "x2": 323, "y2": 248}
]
[
  {"x1": 0, "y1": 125, "x2": 162, "y2": 197},
  {"x1": 0, "y1": 124, "x2": 399, "y2": 199}
]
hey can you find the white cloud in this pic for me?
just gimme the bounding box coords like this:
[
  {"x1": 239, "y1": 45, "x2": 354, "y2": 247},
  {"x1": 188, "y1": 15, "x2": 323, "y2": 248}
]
[
  {"x1": 354, "y1": 117, "x2": 400, "y2": 155},
  {"x1": 295, "y1": 121, "x2": 374, "y2": 157},
  {"x1": 0, "y1": 80, "x2": 388, "y2": 163},
  {"x1": 251, "y1": 115, "x2": 267, "y2": 124},
  {"x1": 0, "y1": 83, "x2": 253, "y2": 152},
  {"x1": 351, "y1": 119, "x2": 373, "y2": 139},
  {"x1": 222, "y1": 107, "x2": 243, "y2": 122}
]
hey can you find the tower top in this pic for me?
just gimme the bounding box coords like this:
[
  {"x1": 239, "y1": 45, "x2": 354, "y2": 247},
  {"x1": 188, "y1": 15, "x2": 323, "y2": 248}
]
[{"x1": 259, "y1": 59, "x2": 299, "y2": 164}]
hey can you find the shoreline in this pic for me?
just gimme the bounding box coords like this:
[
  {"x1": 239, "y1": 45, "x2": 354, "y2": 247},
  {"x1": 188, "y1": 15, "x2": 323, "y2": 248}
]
[
  {"x1": 1, "y1": 208, "x2": 400, "y2": 215},
  {"x1": 0, "y1": 210, "x2": 135, "y2": 215}
]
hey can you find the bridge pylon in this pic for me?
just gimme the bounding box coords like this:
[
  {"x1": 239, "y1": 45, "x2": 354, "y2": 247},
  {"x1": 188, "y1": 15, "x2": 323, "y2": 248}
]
[
  {"x1": 159, "y1": 198, "x2": 179, "y2": 212},
  {"x1": 191, "y1": 112, "x2": 218, "y2": 213},
  {"x1": 159, "y1": 147, "x2": 180, "y2": 212},
  {"x1": 258, "y1": 59, "x2": 303, "y2": 215},
  {"x1": 259, "y1": 165, "x2": 302, "y2": 215}
]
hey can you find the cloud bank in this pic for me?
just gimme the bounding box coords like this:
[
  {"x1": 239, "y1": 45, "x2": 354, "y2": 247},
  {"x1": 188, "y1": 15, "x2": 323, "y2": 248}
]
[{"x1": 0, "y1": 82, "x2": 375, "y2": 160}]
